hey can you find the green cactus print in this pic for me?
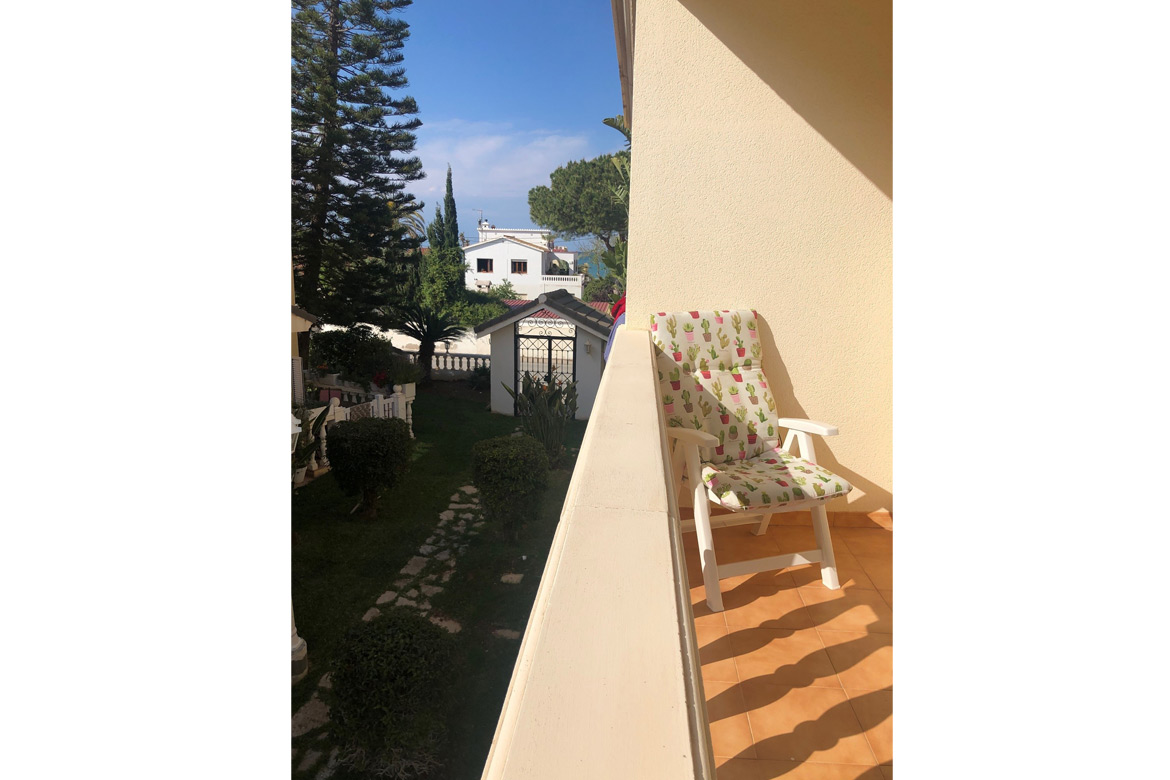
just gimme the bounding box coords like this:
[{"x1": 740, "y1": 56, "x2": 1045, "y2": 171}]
[
  {"x1": 701, "y1": 319, "x2": 710, "y2": 333},
  {"x1": 756, "y1": 408, "x2": 767, "y2": 422},
  {"x1": 669, "y1": 367, "x2": 680, "y2": 382},
  {"x1": 834, "y1": 482, "x2": 842, "y2": 493},
  {"x1": 745, "y1": 383, "x2": 756, "y2": 397},
  {"x1": 813, "y1": 483, "x2": 826, "y2": 496},
  {"x1": 731, "y1": 311, "x2": 742, "y2": 333},
  {"x1": 717, "y1": 430, "x2": 725, "y2": 445},
  {"x1": 698, "y1": 398, "x2": 712, "y2": 417},
  {"x1": 686, "y1": 345, "x2": 700, "y2": 364},
  {"x1": 708, "y1": 345, "x2": 718, "y2": 359},
  {"x1": 744, "y1": 482, "x2": 758, "y2": 492},
  {"x1": 735, "y1": 336, "x2": 744, "y2": 350},
  {"x1": 734, "y1": 407, "x2": 748, "y2": 423},
  {"x1": 780, "y1": 491, "x2": 790, "y2": 502},
  {"x1": 751, "y1": 342, "x2": 762, "y2": 360},
  {"x1": 747, "y1": 420, "x2": 758, "y2": 435},
  {"x1": 699, "y1": 357, "x2": 710, "y2": 370},
  {"x1": 728, "y1": 425, "x2": 738, "y2": 440},
  {"x1": 794, "y1": 476, "x2": 807, "y2": 485},
  {"x1": 666, "y1": 315, "x2": 677, "y2": 338},
  {"x1": 710, "y1": 378, "x2": 723, "y2": 400},
  {"x1": 681, "y1": 389, "x2": 691, "y2": 404},
  {"x1": 691, "y1": 415, "x2": 703, "y2": 429},
  {"x1": 669, "y1": 341, "x2": 680, "y2": 356},
  {"x1": 747, "y1": 318, "x2": 757, "y2": 333},
  {"x1": 717, "y1": 330, "x2": 730, "y2": 349},
  {"x1": 761, "y1": 491, "x2": 771, "y2": 504},
  {"x1": 793, "y1": 487, "x2": 804, "y2": 499},
  {"x1": 683, "y1": 322, "x2": 694, "y2": 333},
  {"x1": 765, "y1": 392, "x2": 776, "y2": 413},
  {"x1": 669, "y1": 417, "x2": 684, "y2": 427},
  {"x1": 767, "y1": 424, "x2": 775, "y2": 436},
  {"x1": 662, "y1": 394, "x2": 674, "y2": 404}
]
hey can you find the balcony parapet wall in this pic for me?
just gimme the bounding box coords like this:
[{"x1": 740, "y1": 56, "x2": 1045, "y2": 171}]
[{"x1": 480, "y1": 326, "x2": 714, "y2": 779}]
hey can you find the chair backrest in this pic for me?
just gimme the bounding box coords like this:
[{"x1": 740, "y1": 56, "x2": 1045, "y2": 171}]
[{"x1": 650, "y1": 309, "x2": 780, "y2": 464}]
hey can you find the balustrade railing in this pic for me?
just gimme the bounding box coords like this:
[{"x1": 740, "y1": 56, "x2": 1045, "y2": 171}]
[{"x1": 403, "y1": 351, "x2": 490, "y2": 375}]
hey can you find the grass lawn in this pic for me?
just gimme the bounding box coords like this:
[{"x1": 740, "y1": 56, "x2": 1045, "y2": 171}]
[{"x1": 292, "y1": 381, "x2": 586, "y2": 779}]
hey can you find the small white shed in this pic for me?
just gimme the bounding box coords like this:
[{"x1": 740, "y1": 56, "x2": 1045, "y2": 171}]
[{"x1": 474, "y1": 290, "x2": 613, "y2": 420}]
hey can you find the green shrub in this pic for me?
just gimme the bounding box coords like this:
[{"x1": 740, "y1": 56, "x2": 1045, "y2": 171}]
[
  {"x1": 503, "y1": 372, "x2": 579, "y2": 465},
  {"x1": 384, "y1": 354, "x2": 424, "y2": 386},
  {"x1": 329, "y1": 608, "x2": 456, "y2": 778},
  {"x1": 583, "y1": 274, "x2": 620, "y2": 303},
  {"x1": 327, "y1": 417, "x2": 414, "y2": 515},
  {"x1": 467, "y1": 364, "x2": 491, "y2": 392},
  {"x1": 310, "y1": 326, "x2": 408, "y2": 389},
  {"x1": 471, "y1": 434, "x2": 549, "y2": 540},
  {"x1": 446, "y1": 291, "x2": 508, "y2": 329}
]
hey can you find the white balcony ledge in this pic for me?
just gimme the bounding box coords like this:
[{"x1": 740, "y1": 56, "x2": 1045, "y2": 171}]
[{"x1": 481, "y1": 326, "x2": 713, "y2": 779}]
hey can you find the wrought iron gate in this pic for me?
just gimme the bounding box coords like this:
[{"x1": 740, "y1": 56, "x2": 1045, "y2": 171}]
[{"x1": 514, "y1": 321, "x2": 576, "y2": 415}]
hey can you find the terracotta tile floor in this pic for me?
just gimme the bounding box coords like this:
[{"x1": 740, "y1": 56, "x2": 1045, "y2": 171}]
[{"x1": 684, "y1": 522, "x2": 892, "y2": 779}]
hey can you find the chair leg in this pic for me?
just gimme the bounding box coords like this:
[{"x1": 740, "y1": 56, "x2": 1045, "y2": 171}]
[
  {"x1": 694, "y1": 497, "x2": 723, "y2": 611},
  {"x1": 811, "y1": 503, "x2": 840, "y2": 589},
  {"x1": 753, "y1": 512, "x2": 774, "y2": 536},
  {"x1": 684, "y1": 443, "x2": 724, "y2": 612}
]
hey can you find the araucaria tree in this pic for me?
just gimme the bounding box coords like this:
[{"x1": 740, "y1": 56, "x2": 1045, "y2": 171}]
[{"x1": 292, "y1": 0, "x2": 424, "y2": 325}]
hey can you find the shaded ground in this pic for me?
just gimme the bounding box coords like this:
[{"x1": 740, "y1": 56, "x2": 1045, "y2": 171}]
[{"x1": 292, "y1": 381, "x2": 586, "y2": 779}]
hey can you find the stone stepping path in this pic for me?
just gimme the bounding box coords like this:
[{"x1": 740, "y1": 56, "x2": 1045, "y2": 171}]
[{"x1": 293, "y1": 483, "x2": 501, "y2": 770}]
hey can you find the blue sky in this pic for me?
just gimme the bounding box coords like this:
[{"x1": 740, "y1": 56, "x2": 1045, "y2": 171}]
[{"x1": 399, "y1": 0, "x2": 624, "y2": 248}]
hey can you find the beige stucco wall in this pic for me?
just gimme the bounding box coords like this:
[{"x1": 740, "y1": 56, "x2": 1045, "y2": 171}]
[{"x1": 626, "y1": 0, "x2": 892, "y2": 512}]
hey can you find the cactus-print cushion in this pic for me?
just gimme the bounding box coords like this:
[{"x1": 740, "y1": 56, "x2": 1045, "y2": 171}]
[
  {"x1": 651, "y1": 309, "x2": 776, "y2": 463},
  {"x1": 700, "y1": 449, "x2": 853, "y2": 511}
]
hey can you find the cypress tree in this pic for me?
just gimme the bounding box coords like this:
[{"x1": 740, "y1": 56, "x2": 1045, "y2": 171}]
[
  {"x1": 426, "y1": 203, "x2": 445, "y2": 251},
  {"x1": 292, "y1": 0, "x2": 424, "y2": 323},
  {"x1": 443, "y1": 164, "x2": 459, "y2": 250}
]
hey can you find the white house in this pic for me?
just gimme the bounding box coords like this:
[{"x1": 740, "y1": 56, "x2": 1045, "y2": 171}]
[{"x1": 463, "y1": 220, "x2": 583, "y2": 299}]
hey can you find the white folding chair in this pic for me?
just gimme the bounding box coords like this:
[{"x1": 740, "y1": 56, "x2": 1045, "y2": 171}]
[{"x1": 651, "y1": 309, "x2": 853, "y2": 612}]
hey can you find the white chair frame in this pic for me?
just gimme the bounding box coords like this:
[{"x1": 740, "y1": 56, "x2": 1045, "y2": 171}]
[{"x1": 668, "y1": 419, "x2": 843, "y2": 612}]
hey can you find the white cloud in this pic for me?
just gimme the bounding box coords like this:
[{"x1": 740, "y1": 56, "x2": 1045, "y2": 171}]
[{"x1": 413, "y1": 120, "x2": 591, "y2": 203}]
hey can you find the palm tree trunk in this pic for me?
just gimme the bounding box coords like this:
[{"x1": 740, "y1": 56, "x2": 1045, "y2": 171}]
[{"x1": 419, "y1": 340, "x2": 436, "y2": 383}]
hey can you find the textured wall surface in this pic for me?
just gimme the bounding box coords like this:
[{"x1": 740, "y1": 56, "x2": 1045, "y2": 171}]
[{"x1": 627, "y1": 0, "x2": 892, "y2": 512}]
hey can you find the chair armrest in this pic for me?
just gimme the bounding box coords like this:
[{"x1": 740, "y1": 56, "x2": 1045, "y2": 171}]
[
  {"x1": 666, "y1": 428, "x2": 719, "y2": 448},
  {"x1": 776, "y1": 418, "x2": 839, "y2": 437}
]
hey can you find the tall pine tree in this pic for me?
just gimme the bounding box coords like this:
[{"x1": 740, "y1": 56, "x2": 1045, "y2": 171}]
[{"x1": 292, "y1": 0, "x2": 424, "y2": 325}]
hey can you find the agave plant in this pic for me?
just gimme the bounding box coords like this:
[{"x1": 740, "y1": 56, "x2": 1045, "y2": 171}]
[
  {"x1": 292, "y1": 404, "x2": 330, "y2": 471},
  {"x1": 504, "y1": 372, "x2": 579, "y2": 466}
]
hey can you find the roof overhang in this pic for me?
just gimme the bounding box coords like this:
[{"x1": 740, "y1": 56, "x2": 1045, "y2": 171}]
[
  {"x1": 475, "y1": 292, "x2": 613, "y2": 341},
  {"x1": 611, "y1": 0, "x2": 636, "y2": 130},
  {"x1": 291, "y1": 304, "x2": 321, "y2": 333}
]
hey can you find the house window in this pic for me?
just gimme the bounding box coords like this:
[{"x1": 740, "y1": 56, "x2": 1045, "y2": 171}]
[
  {"x1": 477, "y1": 258, "x2": 493, "y2": 273},
  {"x1": 511, "y1": 260, "x2": 528, "y2": 274}
]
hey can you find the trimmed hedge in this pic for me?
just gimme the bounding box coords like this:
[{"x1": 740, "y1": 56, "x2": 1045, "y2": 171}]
[
  {"x1": 329, "y1": 608, "x2": 456, "y2": 777},
  {"x1": 471, "y1": 434, "x2": 549, "y2": 539},
  {"x1": 327, "y1": 417, "x2": 414, "y2": 515}
]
